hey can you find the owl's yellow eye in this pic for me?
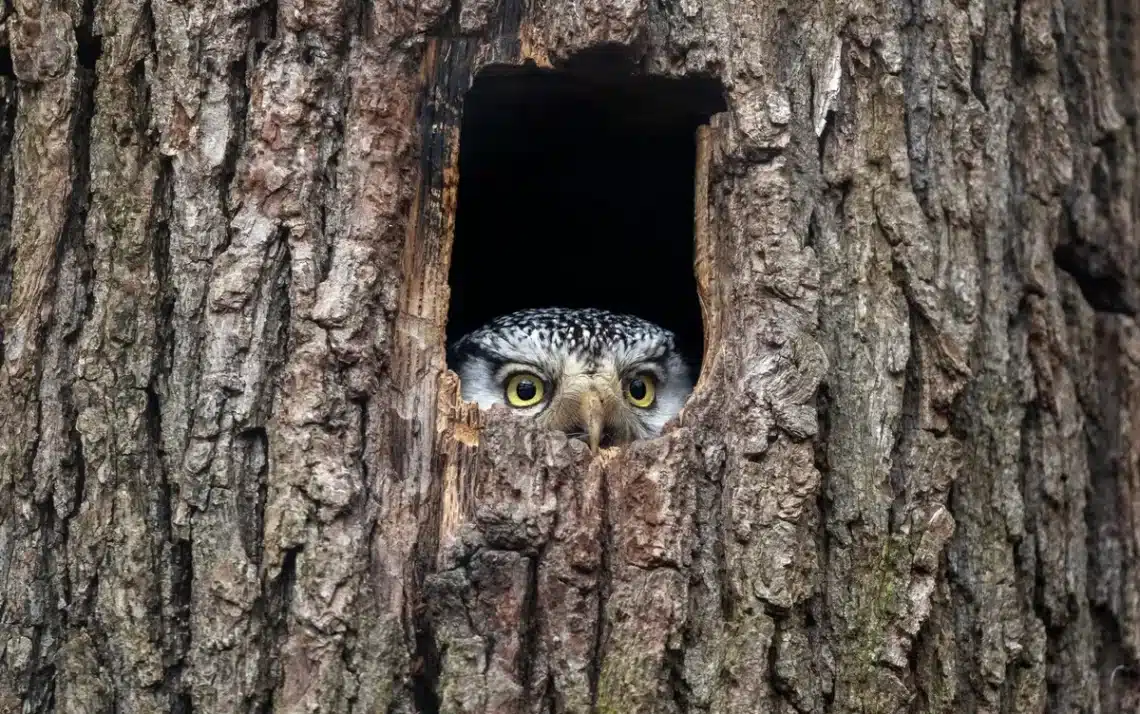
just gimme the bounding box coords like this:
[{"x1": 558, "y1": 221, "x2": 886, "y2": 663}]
[
  {"x1": 625, "y1": 374, "x2": 656, "y2": 408},
  {"x1": 505, "y1": 373, "x2": 545, "y2": 407}
]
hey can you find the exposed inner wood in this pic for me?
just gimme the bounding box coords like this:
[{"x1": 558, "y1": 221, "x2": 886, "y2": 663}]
[{"x1": 691, "y1": 122, "x2": 719, "y2": 400}]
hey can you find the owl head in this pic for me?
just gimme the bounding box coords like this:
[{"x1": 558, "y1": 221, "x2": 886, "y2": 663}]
[{"x1": 449, "y1": 308, "x2": 693, "y2": 451}]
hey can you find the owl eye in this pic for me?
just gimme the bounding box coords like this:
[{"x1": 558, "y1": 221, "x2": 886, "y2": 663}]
[
  {"x1": 625, "y1": 374, "x2": 656, "y2": 408},
  {"x1": 505, "y1": 373, "x2": 545, "y2": 407}
]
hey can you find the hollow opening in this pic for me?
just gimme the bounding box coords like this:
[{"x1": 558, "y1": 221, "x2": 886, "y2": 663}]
[{"x1": 446, "y1": 61, "x2": 727, "y2": 377}]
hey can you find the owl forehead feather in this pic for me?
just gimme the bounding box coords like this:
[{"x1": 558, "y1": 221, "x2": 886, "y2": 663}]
[{"x1": 453, "y1": 307, "x2": 676, "y2": 363}]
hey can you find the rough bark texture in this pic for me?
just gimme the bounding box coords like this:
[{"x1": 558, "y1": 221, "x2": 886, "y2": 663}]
[{"x1": 1, "y1": 0, "x2": 1138, "y2": 711}]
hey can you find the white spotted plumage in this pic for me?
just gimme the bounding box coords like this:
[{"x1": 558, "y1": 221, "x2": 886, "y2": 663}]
[{"x1": 450, "y1": 308, "x2": 693, "y2": 448}]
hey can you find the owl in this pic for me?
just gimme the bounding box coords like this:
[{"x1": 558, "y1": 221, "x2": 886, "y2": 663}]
[{"x1": 449, "y1": 307, "x2": 693, "y2": 451}]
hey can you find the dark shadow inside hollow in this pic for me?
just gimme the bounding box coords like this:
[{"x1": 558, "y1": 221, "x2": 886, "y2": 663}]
[{"x1": 446, "y1": 61, "x2": 726, "y2": 374}]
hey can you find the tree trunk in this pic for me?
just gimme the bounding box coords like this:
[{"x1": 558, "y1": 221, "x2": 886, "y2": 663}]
[{"x1": 1, "y1": 0, "x2": 1137, "y2": 711}]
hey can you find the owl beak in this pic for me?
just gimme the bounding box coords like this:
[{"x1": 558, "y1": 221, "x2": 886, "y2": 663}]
[{"x1": 579, "y1": 389, "x2": 606, "y2": 454}]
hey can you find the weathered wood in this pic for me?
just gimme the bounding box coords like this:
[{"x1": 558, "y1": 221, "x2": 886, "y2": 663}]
[{"x1": 1, "y1": 0, "x2": 1138, "y2": 712}]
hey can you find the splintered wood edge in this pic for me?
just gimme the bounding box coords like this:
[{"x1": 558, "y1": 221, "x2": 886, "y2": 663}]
[
  {"x1": 431, "y1": 55, "x2": 480, "y2": 560},
  {"x1": 519, "y1": 23, "x2": 554, "y2": 68},
  {"x1": 436, "y1": 371, "x2": 482, "y2": 562},
  {"x1": 692, "y1": 122, "x2": 719, "y2": 398}
]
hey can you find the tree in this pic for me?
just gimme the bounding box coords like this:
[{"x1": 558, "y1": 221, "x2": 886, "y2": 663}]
[{"x1": 1, "y1": 0, "x2": 1137, "y2": 711}]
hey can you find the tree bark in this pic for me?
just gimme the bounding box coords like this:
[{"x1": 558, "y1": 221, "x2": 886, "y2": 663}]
[{"x1": 1, "y1": 0, "x2": 1137, "y2": 711}]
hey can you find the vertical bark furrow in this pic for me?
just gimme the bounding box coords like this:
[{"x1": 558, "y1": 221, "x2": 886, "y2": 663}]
[
  {"x1": 0, "y1": 0, "x2": 94, "y2": 706},
  {"x1": 148, "y1": 143, "x2": 190, "y2": 710},
  {"x1": 815, "y1": 16, "x2": 927, "y2": 710},
  {"x1": 240, "y1": 40, "x2": 362, "y2": 711},
  {"x1": 146, "y1": 0, "x2": 296, "y2": 703},
  {"x1": 64, "y1": 0, "x2": 179, "y2": 709},
  {"x1": 1084, "y1": 310, "x2": 1140, "y2": 712},
  {"x1": 0, "y1": 46, "x2": 16, "y2": 348},
  {"x1": 588, "y1": 457, "x2": 612, "y2": 712}
]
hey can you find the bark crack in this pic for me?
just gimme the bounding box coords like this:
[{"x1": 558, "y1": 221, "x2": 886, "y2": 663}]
[
  {"x1": 588, "y1": 466, "x2": 613, "y2": 712},
  {"x1": 517, "y1": 552, "x2": 541, "y2": 702},
  {"x1": 218, "y1": 44, "x2": 256, "y2": 258},
  {"x1": 0, "y1": 48, "x2": 16, "y2": 366},
  {"x1": 26, "y1": 6, "x2": 104, "y2": 706},
  {"x1": 1053, "y1": 205, "x2": 1136, "y2": 316},
  {"x1": 259, "y1": 546, "x2": 301, "y2": 710},
  {"x1": 408, "y1": 578, "x2": 442, "y2": 714}
]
